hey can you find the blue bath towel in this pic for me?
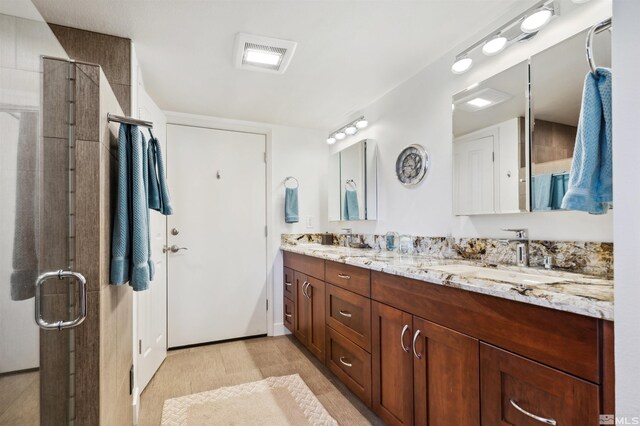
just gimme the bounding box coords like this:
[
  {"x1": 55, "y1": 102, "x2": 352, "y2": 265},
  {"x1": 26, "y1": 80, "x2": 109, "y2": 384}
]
[
  {"x1": 531, "y1": 174, "x2": 552, "y2": 211},
  {"x1": 561, "y1": 67, "x2": 612, "y2": 214},
  {"x1": 111, "y1": 124, "x2": 152, "y2": 291},
  {"x1": 550, "y1": 173, "x2": 569, "y2": 210},
  {"x1": 285, "y1": 187, "x2": 299, "y2": 223},
  {"x1": 147, "y1": 134, "x2": 173, "y2": 215},
  {"x1": 343, "y1": 189, "x2": 360, "y2": 220}
]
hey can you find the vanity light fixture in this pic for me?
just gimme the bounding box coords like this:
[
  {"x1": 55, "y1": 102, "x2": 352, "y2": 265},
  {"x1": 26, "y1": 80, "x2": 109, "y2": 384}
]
[
  {"x1": 451, "y1": 0, "x2": 560, "y2": 74},
  {"x1": 326, "y1": 116, "x2": 369, "y2": 144},
  {"x1": 482, "y1": 36, "x2": 508, "y2": 56}
]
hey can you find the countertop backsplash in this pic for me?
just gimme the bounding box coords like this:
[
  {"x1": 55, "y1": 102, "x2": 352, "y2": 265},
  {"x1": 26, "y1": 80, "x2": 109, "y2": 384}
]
[{"x1": 281, "y1": 233, "x2": 613, "y2": 279}]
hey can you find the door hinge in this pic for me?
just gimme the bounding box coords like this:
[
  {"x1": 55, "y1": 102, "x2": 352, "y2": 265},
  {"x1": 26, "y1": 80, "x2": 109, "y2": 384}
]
[
  {"x1": 266, "y1": 299, "x2": 269, "y2": 311},
  {"x1": 492, "y1": 152, "x2": 495, "y2": 162},
  {"x1": 138, "y1": 339, "x2": 142, "y2": 355},
  {"x1": 265, "y1": 225, "x2": 268, "y2": 237},
  {"x1": 264, "y1": 152, "x2": 267, "y2": 163}
]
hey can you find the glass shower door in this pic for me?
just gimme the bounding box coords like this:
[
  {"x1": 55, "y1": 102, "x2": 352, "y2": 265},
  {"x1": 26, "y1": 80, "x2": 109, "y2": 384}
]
[{"x1": 0, "y1": 7, "x2": 82, "y2": 425}]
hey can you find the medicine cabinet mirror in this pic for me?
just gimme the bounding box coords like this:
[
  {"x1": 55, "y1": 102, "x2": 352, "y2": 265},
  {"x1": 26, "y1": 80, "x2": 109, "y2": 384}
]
[{"x1": 328, "y1": 139, "x2": 378, "y2": 221}]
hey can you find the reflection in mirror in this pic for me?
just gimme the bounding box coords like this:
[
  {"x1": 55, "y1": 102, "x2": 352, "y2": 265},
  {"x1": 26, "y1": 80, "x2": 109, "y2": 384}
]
[
  {"x1": 452, "y1": 61, "x2": 528, "y2": 215},
  {"x1": 530, "y1": 28, "x2": 611, "y2": 211},
  {"x1": 328, "y1": 139, "x2": 378, "y2": 221}
]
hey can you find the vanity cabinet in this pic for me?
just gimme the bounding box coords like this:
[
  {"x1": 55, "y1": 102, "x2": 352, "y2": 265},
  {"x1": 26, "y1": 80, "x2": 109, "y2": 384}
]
[
  {"x1": 282, "y1": 251, "x2": 613, "y2": 425},
  {"x1": 371, "y1": 302, "x2": 480, "y2": 426}
]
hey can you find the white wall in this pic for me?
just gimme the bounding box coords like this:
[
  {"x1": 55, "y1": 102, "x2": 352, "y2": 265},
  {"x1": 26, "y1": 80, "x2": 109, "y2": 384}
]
[
  {"x1": 327, "y1": 0, "x2": 613, "y2": 242},
  {"x1": 162, "y1": 111, "x2": 328, "y2": 337},
  {"x1": 612, "y1": 0, "x2": 640, "y2": 418}
]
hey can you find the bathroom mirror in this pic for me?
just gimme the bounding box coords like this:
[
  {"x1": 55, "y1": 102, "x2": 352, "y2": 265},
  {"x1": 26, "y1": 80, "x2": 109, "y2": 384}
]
[
  {"x1": 452, "y1": 61, "x2": 529, "y2": 215},
  {"x1": 529, "y1": 28, "x2": 611, "y2": 211},
  {"x1": 328, "y1": 139, "x2": 378, "y2": 221}
]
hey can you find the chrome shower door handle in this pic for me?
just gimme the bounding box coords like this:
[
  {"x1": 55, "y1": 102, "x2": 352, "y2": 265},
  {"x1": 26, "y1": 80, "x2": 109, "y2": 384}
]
[{"x1": 35, "y1": 270, "x2": 87, "y2": 330}]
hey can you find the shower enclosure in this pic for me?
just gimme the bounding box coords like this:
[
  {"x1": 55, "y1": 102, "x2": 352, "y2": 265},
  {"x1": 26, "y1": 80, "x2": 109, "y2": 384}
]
[{"x1": 0, "y1": 7, "x2": 84, "y2": 425}]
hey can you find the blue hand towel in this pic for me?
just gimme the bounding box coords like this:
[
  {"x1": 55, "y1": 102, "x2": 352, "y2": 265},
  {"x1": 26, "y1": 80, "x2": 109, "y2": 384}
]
[
  {"x1": 561, "y1": 67, "x2": 612, "y2": 214},
  {"x1": 285, "y1": 187, "x2": 299, "y2": 223},
  {"x1": 111, "y1": 124, "x2": 152, "y2": 291},
  {"x1": 550, "y1": 173, "x2": 569, "y2": 210},
  {"x1": 343, "y1": 189, "x2": 360, "y2": 220},
  {"x1": 531, "y1": 174, "x2": 552, "y2": 211},
  {"x1": 147, "y1": 134, "x2": 173, "y2": 215}
]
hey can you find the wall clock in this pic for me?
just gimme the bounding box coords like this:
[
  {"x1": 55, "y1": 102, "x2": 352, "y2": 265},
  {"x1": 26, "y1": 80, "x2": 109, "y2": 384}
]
[{"x1": 396, "y1": 144, "x2": 429, "y2": 186}]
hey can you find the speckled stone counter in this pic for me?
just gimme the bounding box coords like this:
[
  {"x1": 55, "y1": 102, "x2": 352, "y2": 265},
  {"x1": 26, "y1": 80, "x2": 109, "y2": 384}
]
[{"x1": 280, "y1": 243, "x2": 614, "y2": 320}]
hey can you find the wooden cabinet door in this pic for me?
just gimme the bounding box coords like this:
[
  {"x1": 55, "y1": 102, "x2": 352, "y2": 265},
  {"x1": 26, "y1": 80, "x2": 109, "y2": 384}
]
[
  {"x1": 294, "y1": 272, "x2": 309, "y2": 344},
  {"x1": 283, "y1": 267, "x2": 295, "y2": 302},
  {"x1": 306, "y1": 276, "x2": 325, "y2": 361},
  {"x1": 372, "y1": 302, "x2": 414, "y2": 426},
  {"x1": 413, "y1": 316, "x2": 480, "y2": 425},
  {"x1": 481, "y1": 343, "x2": 599, "y2": 426}
]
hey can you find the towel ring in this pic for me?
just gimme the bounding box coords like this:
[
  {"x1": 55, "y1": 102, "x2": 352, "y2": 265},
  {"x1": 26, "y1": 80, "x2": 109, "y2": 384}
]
[
  {"x1": 285, "y1": 176, "x2": 299, "y2": 189},
  {"x1": 586, "y1": 18, "x2": 611, "y2": 75},
  {"x1": 345, "y1": 179, "x2": 357, "y2": 191}
]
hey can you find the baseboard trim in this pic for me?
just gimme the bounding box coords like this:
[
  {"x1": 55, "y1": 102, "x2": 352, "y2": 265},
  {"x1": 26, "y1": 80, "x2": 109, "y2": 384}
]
[
  {"x1": 132, "y1": 386, "x2": 140, "y2": 425},
  {"x1": 273, "y1": 322, "x2": 290, "y2": 336}
]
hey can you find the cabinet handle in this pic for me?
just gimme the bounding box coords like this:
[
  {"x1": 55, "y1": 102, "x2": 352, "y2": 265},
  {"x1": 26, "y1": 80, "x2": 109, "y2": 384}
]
[
  {"x1": 303, "y1": 281, "x2": 312, "y2": 299},
  {"x1": 338, "y1": 310, "x2": 352, "y2": 318},
  {"x1": 337, "y1": 273, "x2": 351, "y2": 280},
  {"x1": 284, "y1": 313, "x2": 292, "y2": 318},
  {"x1": 509, "y1": 400, "x2": 557, "y2": 425},
  {"x1": 285, "y1": 281, "x2": 292, "y2": 287},
  {"x1": 400, "y1": 324, "x2": 410, "y2": 353},
  {"x1": 339, "y1": 357, "x2": 353, "y2": 368},
  {"x1": 412, "y1": 330, "x2": 422, "y2": 359}
]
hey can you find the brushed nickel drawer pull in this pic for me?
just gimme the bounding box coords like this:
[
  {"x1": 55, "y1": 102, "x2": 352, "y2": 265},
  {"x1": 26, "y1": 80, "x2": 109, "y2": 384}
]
[
  {"x1": 338, "y1": 310, "x2": 352, "y2": 318},
  {"x1": 412, "y1": 330, "x2": 422, "y2": 359},
  {"x1": 400, "y1": 324, "x2": 410, "y2": 353},
  {"x1": 339, "y1": 357, "x2": 352, "y2": 368},
  {"x1": 285, "y1": 281, "x2": 292, "y2": 287},
  {"x1": 284, "y1": 313, "x2": 292, "y2": 318},
  {"x1": 509, "y1": 400, "x2": 557, "y2": 425},
  {"x1": 337, "y1": 273, "x2": 351, "y2": 279}
]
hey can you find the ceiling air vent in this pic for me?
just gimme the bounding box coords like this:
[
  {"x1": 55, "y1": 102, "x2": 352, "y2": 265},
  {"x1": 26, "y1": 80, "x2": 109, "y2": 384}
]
[{"x1": 234, "y1": 33, "x2": 297, "y2": 74}]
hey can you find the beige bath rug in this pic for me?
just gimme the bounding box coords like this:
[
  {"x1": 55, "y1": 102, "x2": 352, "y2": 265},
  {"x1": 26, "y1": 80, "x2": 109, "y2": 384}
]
[{"x1": 161, "y1": 374, "x2": 338, "y2": 426}]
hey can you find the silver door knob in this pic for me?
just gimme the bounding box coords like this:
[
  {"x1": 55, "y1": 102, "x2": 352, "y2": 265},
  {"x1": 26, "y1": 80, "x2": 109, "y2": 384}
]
[
  {"x1": 171, "y1": 228, "x2": 179, "y2": 236},
  {"x1": 163, "y1": 245, "x2": 188, "y2": 253}
]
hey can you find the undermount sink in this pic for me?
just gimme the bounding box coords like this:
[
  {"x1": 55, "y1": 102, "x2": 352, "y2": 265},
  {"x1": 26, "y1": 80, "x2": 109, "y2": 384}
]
[{"x1": 428, "y1": 264, "x2": 563, "y2": 285}]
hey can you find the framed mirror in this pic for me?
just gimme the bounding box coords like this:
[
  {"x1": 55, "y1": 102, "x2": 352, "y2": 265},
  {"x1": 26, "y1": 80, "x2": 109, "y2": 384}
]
[
  {"x1": 452, "y1": 61, "x2": 529, "y2": 215},
  {"x1": 328, "y1": 139, "x2": 378, "y2": 221},
  {"x1": 529, "y1": 28, "x2": 611, "y2": 211}
]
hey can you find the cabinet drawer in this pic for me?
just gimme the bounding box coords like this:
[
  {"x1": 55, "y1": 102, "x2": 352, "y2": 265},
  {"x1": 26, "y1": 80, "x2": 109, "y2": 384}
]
[
  {"x1": 283, "y1": 251, "x2": 325, "y2": 280},
  {"x1": 481, "y1": 343, "x2": 599, "y2": 426},
  {"x1": 325, "y1": 261, "x2": 371, "y2": 297},
  {"x1": 283, "y1": 297, "x2": 294, "y2": 332},
  {"x1": 326, "y1": 284, "x2": 371, "y2": 352},
  {"x1": 372, "y1": 271, "x2": 600, "y2": 382},
  {"x1": 283, "y1": 267, "x2": 295, "y2": 301},
  {"x1": 326, "y1": 327, "x2": 372, "y2": 407}
]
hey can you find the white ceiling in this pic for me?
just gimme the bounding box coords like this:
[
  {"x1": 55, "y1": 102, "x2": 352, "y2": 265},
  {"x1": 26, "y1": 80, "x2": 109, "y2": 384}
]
[{"x1": 32, "y1": 0, "x2": 529, "y2": 129}]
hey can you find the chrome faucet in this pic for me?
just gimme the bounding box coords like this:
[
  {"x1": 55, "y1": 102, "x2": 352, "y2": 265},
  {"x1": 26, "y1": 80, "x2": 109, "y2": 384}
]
[
  {"x1": 501, "y1": 228, "x2": 529, "y2": 267},
  {"x1": 342, "y1": 228, "x2": 353, "y2": 247}
]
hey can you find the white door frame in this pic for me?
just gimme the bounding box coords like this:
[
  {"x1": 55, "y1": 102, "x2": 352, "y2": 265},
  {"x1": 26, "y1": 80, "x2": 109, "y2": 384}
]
[{"x1": 163, "y1": 111, "x2": 276, "y2": 337}]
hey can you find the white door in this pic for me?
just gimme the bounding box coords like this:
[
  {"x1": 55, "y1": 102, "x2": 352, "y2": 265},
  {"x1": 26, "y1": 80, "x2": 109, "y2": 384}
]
[
  {"x1": 135, "y1": 86, "x2": 168, "y2": 392},
  {"x1": 166, "y1": 125, "x2": 267, "y2": 348},
  {"x1": 453, "y1": 135, "x2": 495, "y2": 215}
]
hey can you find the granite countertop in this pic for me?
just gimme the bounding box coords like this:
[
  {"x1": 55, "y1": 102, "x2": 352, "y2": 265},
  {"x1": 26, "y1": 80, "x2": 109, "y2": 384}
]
[{"x1": 280, "y1": 243, "x2": 614, "y2": 320}]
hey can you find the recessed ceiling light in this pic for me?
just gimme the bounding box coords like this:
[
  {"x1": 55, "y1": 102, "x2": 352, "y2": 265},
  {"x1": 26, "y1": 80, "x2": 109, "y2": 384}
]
[
  {"x1": 327, "y1": 137, "x2": 337, "y2": 145},
  {"x1": 335, "y1": 132, "x2": 346, "y2": 140},
  {"x1": 466, "y1": 98, "x2": 493, "y2": 108},
  {"x1": 355, "y1": 119, "x2": 368, "y2": 129},
  {"x1": 244, "y1": 49, "x2": 282, "y2": 66},
  {"x1": 451, "y1": 57, "x2": 473, "y2": 74},
  {"x1": 482, "y1": 36, "x2": 507, "y2": 56},
  {"x1": 521, "y1": 9, "x2": 553, "y2": 33}
]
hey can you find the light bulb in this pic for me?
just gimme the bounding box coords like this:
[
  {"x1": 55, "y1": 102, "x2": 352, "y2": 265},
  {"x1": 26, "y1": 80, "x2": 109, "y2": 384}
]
[
  {"x1": 345, "y1": 125, "x2": 357, "y2": 135},
  {"x1": 451, "y1": 57, "x2": 473, "y2": 74},
  {"x1": 355, "y1": 119, "x2": 368, "y2": 129},
  {"x1": 335, "y1": 132, "x2": 346, "y2": 140},
  {"x1": 482, "y1": 36, "x2": 507, "y2": 56},
  {"x1": 327, "y1": 137, "x2": 336, "y2": 145},
  {"x1": 521, "y1": 9, "x2": 552, "y2": 33}
]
